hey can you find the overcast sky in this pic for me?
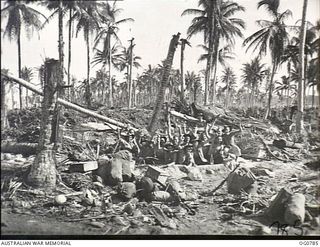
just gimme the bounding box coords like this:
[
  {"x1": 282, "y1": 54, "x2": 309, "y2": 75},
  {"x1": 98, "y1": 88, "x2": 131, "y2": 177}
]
[{"x1": 1, "y1": 0, "x2": 319, "y2": 90}]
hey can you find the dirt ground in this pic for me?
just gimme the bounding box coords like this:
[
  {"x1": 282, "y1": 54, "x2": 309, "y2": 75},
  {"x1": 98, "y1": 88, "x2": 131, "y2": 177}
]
[{"x1": 1, "y1": 154, "x2": 319, "y2": 237}]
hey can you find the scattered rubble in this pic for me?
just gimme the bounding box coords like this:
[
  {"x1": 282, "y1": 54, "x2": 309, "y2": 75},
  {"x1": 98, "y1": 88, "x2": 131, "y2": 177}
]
[{"x1": 1, "y1": 103, "x2": 319, "y2": 236}]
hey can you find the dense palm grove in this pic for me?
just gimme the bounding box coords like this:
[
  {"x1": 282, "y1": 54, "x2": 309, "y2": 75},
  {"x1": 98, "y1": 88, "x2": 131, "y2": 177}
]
[{"x1": 1, "y1": 0, "x2": 319, "y2": 125}]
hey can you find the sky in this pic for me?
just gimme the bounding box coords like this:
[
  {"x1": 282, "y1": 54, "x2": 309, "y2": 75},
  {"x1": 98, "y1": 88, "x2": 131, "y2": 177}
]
[{"x1": 1, "y1": 0, "x2": 320, "y2": 92}]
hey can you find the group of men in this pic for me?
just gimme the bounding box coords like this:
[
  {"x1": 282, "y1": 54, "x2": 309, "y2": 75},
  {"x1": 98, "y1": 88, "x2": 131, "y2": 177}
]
[{"x1": 116, "y1": 113, "x2": 243, "y2": 167}]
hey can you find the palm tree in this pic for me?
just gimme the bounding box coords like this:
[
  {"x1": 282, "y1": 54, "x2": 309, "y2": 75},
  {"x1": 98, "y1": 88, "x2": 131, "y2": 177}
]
[
  {"x1": 274, "y1": 75, "x2": 296, "y2": 108},
  {"x1": 296, "y1": 0, "x2": 308, "y2": 134},
  {"x1": 185, "y1": 71, "x2": 202, "y2": 104},
  {"x1": 243, "y1": 0, "x2": 292, "y2": 119},
  {"x1": 1, "y1": 69, "x2": 9, "y2": 129},
  {"x1": 21, "y1": 66, "x2": 34, "y2": 108},
  {"x1": 179, "y1": 38, "x2": 191, "y2": 102},
  {"x1": 72, "y1": 1, "x2": 101, "y2": 108},
  {"x1": 241, "y1": 57, "x2": 267, "y2": 108},
  {"x1": 113, "y1": 44, "x2": 141, "y2": 108},
  {"x1": 182, "y1": 0, "x2": 245, "y2": 105},
  {"x1": 1, "y1": 0, "x2": 47, "y2": 109},
  {"x1": 198, "y1": 43, "x2": 235, "y2": 102},
  {"x1": 220, "y1": 66, "x2": 236, "y2": 108},
  {"x1": 139, "y1": 65, "x2": 161, "y2": 105},
  {"x1": 94, "y1": 2, "x2": 134, "y2": 107},
  {"x1": 148, "y1": 33, "x2": 181, "y2": 133}
]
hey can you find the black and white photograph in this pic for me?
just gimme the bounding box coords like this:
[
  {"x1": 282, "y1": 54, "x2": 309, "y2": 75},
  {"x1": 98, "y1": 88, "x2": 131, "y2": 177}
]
[{"x1": 0, "y1": 0, "x2": 319, "y2": 238}]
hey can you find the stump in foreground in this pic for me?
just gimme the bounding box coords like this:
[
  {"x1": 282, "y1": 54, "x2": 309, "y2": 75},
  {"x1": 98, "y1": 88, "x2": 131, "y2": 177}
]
[{"x1": 27, "y1": 59, "x2": 61, "y2": 189}]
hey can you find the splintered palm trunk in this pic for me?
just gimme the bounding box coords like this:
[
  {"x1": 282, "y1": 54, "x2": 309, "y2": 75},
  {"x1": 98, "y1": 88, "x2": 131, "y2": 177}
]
[
  {"x1": 264, "y1": 63, "x2": 277, "y2": 119},
  {"x1": 18, "y1": 31, "x2": 22, "y2": 109},
  {"x1": 296, "y1": 0, "x2": 308, "y2": 133},
  {"x1": 27, "y1": 59, "x2": 60, "y2": 189},
  {"x1": 148, "y1": 33, "x2": 180, "y2": 132}
]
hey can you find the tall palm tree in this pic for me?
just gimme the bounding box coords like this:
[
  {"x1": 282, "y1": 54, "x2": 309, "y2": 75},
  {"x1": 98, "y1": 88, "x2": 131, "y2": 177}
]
[
  {"x1": 220, "y1": 66, "x2": 236, "y2": 108},
  {"x1": 198, "y1": 43, "x2": 235, "y2": 102},
  {"x1": 241, "y1": 57, "x2": 267, "y2": 108},
  {"x1": 296, "y1": 0, "x2": 308, "y2": 133},
  {"x1": 243, "y1": 0, "x2": 292, "y2": 119},
  {"x1": 1, "y1": 0, "x2": 47, "y2": 109},
  {"x1": 182, "y1": 0, "x2": 245, "y2": 105},
  {"x1": 94, "y1": 2, "x2": 134, "y2": 107},
  {"x1": 21, "y1": 66, "x2": 34, "y2": 108},
  {"x1": 72, "y1": 1, "x2": 101, "y2": 108}
]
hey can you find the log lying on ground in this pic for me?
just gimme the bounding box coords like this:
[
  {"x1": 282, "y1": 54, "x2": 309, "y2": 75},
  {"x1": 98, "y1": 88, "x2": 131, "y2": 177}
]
[
  {"x1": 1, "y1": 73, "x2": 137, "y2": 131},
  {"x1": 1, "y1": 141, "x2": 38, "y2": 155},
  {"x1": 169, "y1": 110, "x2": 200, "y2": 123}
]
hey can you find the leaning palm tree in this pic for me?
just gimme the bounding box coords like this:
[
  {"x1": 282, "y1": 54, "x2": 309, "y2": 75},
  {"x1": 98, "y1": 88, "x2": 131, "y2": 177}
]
[
  {"x1": 1, "y1": 0, "x2": 47, "y2": 109},
  {"x1": 241, "y1": 57, "x2": 267, "y2": 108},
  {"x1": 243, "y1": 0, "x2": 292, "y2": 119},
  {"x1": 72, "y1": 1, "x2": 101, "y2": 108},
  {"x1": 94, "y1": 2, "x2": 134, "y2": 107}
]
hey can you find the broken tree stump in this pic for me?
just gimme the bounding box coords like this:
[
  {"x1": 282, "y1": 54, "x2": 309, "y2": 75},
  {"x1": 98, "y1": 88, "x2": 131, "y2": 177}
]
[{"x1": 27, "y1": 59, "x2": 61, "y2": 189}]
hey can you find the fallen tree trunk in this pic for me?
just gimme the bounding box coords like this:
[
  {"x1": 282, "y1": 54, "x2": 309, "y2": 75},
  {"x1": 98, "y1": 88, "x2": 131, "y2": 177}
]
[
  {"x1": 1, "y1": 73, "x2": 137, "y2": 131},
  {"x1": 1, "y1": 141, "x2": 38, "y2": 155}
]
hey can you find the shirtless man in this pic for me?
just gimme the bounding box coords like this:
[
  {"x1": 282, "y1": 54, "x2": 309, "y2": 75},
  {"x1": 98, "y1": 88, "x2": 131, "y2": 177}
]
[{"x1": 222, "y1": 124, "x2": 242, "y2": 160}]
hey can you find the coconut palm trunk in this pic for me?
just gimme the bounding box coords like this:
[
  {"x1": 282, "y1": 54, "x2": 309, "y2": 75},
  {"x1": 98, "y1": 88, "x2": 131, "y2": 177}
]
[
  {"x1": 67, "y1": 8, "x2": 72, "y2": 101},
  {"x1": 296, "y1": 0, "x2": 308, "y2": 133},
  {"x1": 58, "y1": 0, "x2": 64, "y2": 75},
  {"x1": 108, "y1": 36, "x2": 113, "y2": 107},
  {"x1": 1, "y1": 78, "x2": 6, "y2": 129},
  {"x1": 211, "y1": 36, "x2": 219, "y2": 104},
  {"x1": 180, "y1": 40, "x2": 188, "y2": 102},
  {"x1": 17, "y1": 30, "x2": 22, "y2": 109},
  {"x1": 148, "y1": 33, "x2": 180, "y2": 132},
  {"x1": 27, "y1": 59, "x2": 60, "y2": 189},
  {"x1": 128, "y1": 38, "x2": 134, "y2": 108},
  {"x1": 264, "y1": 63, "x2": 277, "y2": 119},
  {"x1": 86, "y1": 34, "x2": 91, "y2": 108}
]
